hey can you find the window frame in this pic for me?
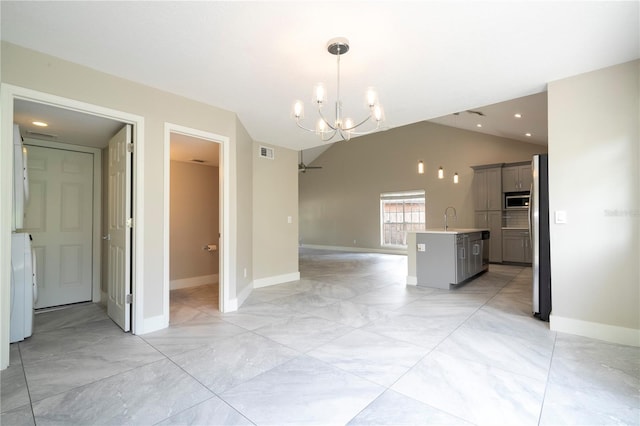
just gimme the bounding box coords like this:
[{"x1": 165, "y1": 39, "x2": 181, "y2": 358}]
[{"x1": 379, "y1": 190, "x2": 426, "y2": 248}]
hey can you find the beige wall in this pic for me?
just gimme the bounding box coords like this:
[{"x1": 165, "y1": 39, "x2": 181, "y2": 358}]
[
  {"x1": 548, "y1": 60, "x2": 639, "y2": 345},
  {"x1": 253, "y1": 142, "x2": 299, "y2": 282},
  {"x1": 169, "y1": 161, "x2": 219, "y2": 281},
  {"x1": 299, "y1": 121, "x2": 546, "y2": 251},
  {"x1": 1, "y1": 42, "x2": 246, "y2": 321}
]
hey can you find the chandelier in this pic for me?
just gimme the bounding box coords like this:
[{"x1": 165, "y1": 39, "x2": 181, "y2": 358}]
[{"x1": 292, "y1": 37, "x2": 384, "y2": 142}]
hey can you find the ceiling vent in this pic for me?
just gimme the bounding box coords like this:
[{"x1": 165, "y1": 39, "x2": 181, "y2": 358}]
[
  {"x1": 25, "y1": 130, "x2": 58, "y2": 139},
  {"x1": 259, "y1": 145, "x2": 275, "y2": 160}
]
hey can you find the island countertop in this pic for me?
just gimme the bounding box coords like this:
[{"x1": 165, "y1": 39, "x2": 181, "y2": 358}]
[{"x1": 412, "y1": 228, "x2": 489, "y2": 235}]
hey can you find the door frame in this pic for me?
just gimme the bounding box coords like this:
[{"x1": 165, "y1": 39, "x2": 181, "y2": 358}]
[
  {"x1": 23, "y1": 140, "x2": 103, "y2": 306},
  {"x1": 163, "y1": 123, "x2": 231, "y2": 317},
  {"x1": 0, "y1": 83, "x2": 145, "y2": 369}
]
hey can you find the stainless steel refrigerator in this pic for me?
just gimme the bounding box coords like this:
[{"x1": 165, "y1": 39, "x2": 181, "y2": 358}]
[{"x1": 530, "y1": 154, "x2": 551, "y2": 321}]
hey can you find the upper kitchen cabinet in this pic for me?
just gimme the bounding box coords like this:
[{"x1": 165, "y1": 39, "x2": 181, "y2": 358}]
[
  {"x1": 472, "y1": 165, "x2": 503, "y2": 211},
  {"x1": 502, "y1": 162, "x2": 532, "y2": 192}
]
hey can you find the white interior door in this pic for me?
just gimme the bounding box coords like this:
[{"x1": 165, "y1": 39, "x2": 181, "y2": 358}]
[
  {"x1": 25, "y1": 145, "x2": 94, "y2": 309},
  {"x1": 107, "y1": 125, "x2": 132, "y2": 331}
]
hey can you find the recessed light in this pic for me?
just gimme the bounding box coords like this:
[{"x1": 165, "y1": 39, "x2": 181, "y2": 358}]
[
  {"x1": 525, "y1": 133, "x2": 532, "y2": 137},
  {"x1": 32, "y1": 121, "x2": 48, "y2": 127},
  {"x1": 514, "y1": 113, "x2": 522, "y2": 118},
  {"x1": 476, "y1": 123, "x2": 482, "y2": 128}
]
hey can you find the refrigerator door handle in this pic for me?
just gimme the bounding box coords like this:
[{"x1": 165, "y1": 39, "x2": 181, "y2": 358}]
[{"x1": 528, "y1": 183, "x2": 533, "y2": 245}]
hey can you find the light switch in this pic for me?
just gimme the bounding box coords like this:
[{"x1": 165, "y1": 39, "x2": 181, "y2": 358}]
[
  {"x1": 555, "y1": 210, "x2": 567, "y2": 224},
  {"x1": 287, "y1": 216, "x2": 293, "y2": 224},
  {"x1": 417, "y1": 243, "x2": 426, "y2": 252}
]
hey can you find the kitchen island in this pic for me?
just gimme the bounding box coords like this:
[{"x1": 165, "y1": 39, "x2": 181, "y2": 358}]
[{"x1": 407, "y1": 229, "x2": 489, "y2": 289}]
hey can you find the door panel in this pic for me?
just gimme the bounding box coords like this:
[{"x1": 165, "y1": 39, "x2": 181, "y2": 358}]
[
  {"x1": 25, "y1": 145, "x2": 94, "y2": 308},
  {"x1": 107, "y1": 125, "x2": 132, "y2": 332}
]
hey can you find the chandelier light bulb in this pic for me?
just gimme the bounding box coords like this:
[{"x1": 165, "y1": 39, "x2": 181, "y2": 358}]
[
  {"x1": 438, "y1": 166, "x2": 444, "y2": 179},
  {"x1": 453, "y1": 173, "x2": 459, "y2": 184},
  {"x1": 344, "y1": 118, "x2": 354, "y2": 130},
  {"x1": 316, "y1": 118, "x2": 327, "y2": 134},
  {"x1": 418, "y1": 161, "x2": 425, "y2": 174},
  {"x1": 366, "y1": 88, "x2": 378, "y2": 107},
  {"x1": 293, "y1": 101, "x2": 304, "y2": 119},
  {"x1": 314, "y1": 84, "x2": 326, "y2": 105}
]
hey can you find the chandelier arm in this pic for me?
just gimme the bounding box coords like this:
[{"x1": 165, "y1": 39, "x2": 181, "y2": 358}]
[
  {"x1": 320, "y1": 128, "x2": 338, "y2": 142},
  {"x1": 295, "y1": 120, "x2": 320, "y2": 133},
  {"x1": 347, "y1": 121, "x2": 382, "y2": 136},
  {"x1": 343, "y1": 115, "x2": 373, "y2": 131},
  {"x1": 317, "y1": 106, "x2": 337, "y2": 131}
]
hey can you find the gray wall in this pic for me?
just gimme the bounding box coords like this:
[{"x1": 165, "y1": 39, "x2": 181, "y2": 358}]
[
  {"x1": 299, "y1": 121, "x2": 546, "y2": 251},
  {"x1": 548, "y1": 60, "x2": 639, "y2": 345},
  {"x1": 253, "y1": 142, "x2": 299, "y2": 283}
]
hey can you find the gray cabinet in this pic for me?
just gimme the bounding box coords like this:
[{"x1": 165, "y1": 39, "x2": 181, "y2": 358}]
[
  {"x1": 473, "y1": 166, "x2": 502, "y2": 210},
  {"x1": 472, "y1": 165, "x2": 503, "y2": 262},
  {"x1": 502, "y1": 229, "x2": 531, "y2": 263},
  {"x1": 502, "y1": 163, "x2": 532, "y2": 192},
  {"x1": 475, "y1": 211, "x2": 502, "y2": 262},
  {"x1": 416, "y1": 231, "x2": 488, "y2": 290}
]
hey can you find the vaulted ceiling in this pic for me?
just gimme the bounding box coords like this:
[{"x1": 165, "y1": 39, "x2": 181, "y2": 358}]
[{"x1": 2, "y1": 1, "x2": 638, "y2": 152}]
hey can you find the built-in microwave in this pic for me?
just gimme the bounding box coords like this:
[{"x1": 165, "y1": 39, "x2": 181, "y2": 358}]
[{"x1": 505, "y1": 193, "x2": 530, "y2": 209}]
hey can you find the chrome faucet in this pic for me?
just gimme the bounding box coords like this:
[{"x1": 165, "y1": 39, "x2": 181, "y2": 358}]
[{"x1": 444, "y1": 206, "x2": 457, "y2": 230}]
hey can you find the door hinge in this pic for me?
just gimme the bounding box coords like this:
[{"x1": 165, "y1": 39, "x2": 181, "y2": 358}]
[
  {"x1": 125, "y1": 294, "x2": 133, "y2": 304},
  {"x1": 126, "y1": 143, "x2": 134, "y2": 153},
  {"x1": 126, "y1": 218, "x2": 134, "y2": 228}
]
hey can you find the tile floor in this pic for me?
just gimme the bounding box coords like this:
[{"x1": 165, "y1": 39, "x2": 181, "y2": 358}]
[{"x1": 2, "y1": 248, "x2": 638, "y2": 425}]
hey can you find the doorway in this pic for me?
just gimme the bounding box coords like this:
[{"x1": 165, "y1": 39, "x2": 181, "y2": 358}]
[
  {"x1": 164, "y1": 124, "x2": 228, "y2": 320},
  {"x1": 1, "y1": 84, "x2": 145, "y2": 369},
  {"x1": 169, "y1": 132, "x2": 220, "y2": 320}
]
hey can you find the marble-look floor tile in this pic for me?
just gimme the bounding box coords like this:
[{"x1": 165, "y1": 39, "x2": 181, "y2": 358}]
[
  {"x1": 392, "y1": 350, "x2": 546, "y2": 426},
  {"x1": 170, "y1": 302, "x2": 217, "y2": 325},
  {"x1": 1, "y1": 352, "x2": 30, "y2": 413},
  {"x1": 361, "y1": 312, "x2": 463, "y2": 349},
  {"x1": 156, "y1": 396, "x2": 253, "y2": 426},
  {"x1": 219, "y1": 302, "x2": 295, "y2": 330},
  {"x1": 221, "y1": 355, "x2": 384, "y2": 426},
  {"x1": 18, "y1": 318, "x2": 126, "y2": 364},
  {"x1": 0, "y1": 404, "x2": 35, "y2": 426},
  {"x1": 467, "y1": 306, "x2": 555, "y2": 344},
  {"x1": 32, "y1": 359, "x2": 213, "y2": 425},
  {"x1": 33, "y1": 303, "x2": 108, "y2": 333},
  {"x1": 307, "y1": 300, "x2": 394, "y2": 328},
  {"x1": 348, "y1": 389, "x2": 472, "y2": 425},
  {"x1": 308, "y1": 329, "x2": 428, "y2": 387},
  {"x1": 435, "y1": 324, "x2": 553, "y2": 381},
  {"x1": 348, "y1": 286, "x2": 423, "y2": 310},
  {"x1": 170, "y1": 331, "x2": 299, "y2": 393},
  {"x1": 267, "y1": 291, "x2": 340, "y2": 313},
  {"x1": 539, "y1": 380, "x2": 640, "y2": 426},
  {"x1": 141, "y1": 316, "x2": 246, "y2": 356},
  {"x1": 24, "y1": 334, "x2": 165, "y2": 402},
  {"x1": 252, "y1": 313, "x2": 353, "y2": 352}
]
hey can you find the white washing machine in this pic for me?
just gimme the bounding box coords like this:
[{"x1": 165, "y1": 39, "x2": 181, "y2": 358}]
[{"x1": 10, "y1": 232, "x2": 37, "y2": 343}]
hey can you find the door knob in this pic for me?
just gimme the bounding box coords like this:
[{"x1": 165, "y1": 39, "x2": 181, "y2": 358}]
[{"x1": 103, "y1": 234, "x2": 111, "y2": 240}]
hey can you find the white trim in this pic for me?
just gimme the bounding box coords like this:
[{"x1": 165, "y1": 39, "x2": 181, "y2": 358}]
[
  {"x1": 23, "y1": 139, "x2": 103, "y2": 305},
  {"x1": 300, "y1": 244, "x2": 407, "y2": 256},
  {"x1": 550, "y1": 314, "x2": 640, "y2": 347},
  {"x1": 406, "y1": 275, "x2": 417, "y2": 286},
  {"x1": 253, "y1": 272, "x2": 301, "y2": 289},
  {"x1": 236, "y1": 280, "x2": 253, "y2": 308},
  {"x1": 170, "y1": 275, "x2": 218, "y2": 290},
  {"x1": 138, "y1": 314, "x2": 167, "y2": 335},
  {"x1": 163, "y1": 123, "x2": 232, "y2": 326},
  {"x1": 1, "y1": 84, "x2": 145, "y2": 369}
]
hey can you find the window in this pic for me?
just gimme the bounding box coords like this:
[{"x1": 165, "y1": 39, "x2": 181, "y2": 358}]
[{"x1": 380, "y1": 190, "x2": 426, "y2": 247}]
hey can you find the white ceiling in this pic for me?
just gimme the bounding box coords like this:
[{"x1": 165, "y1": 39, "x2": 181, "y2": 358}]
[{"x1": 2, "y1": 1, "x2": 638, "y2": 155}]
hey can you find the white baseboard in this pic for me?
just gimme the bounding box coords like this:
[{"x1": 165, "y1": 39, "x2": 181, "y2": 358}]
[
  {"x1": 550, "y1": 314, "x2": 640, "y2": 347},
  {"x1": 406, "y1": 275, "x2": 417, "y2": 286},
  {"x1": 300, "y1": 244, "x2": 407, "y2": 256},
  {"x1": 236, "y1": 282, "x2": 253, "y2": 309},
  {"x1": 253, "y1": 272, "x2": 300, "y2": 289},
  {"x1": 170, "y1": 274, "x2": 218, "y2": 290},
  {"x1": 137, "y1": 314, "x2": 168, "y2": 335}
]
